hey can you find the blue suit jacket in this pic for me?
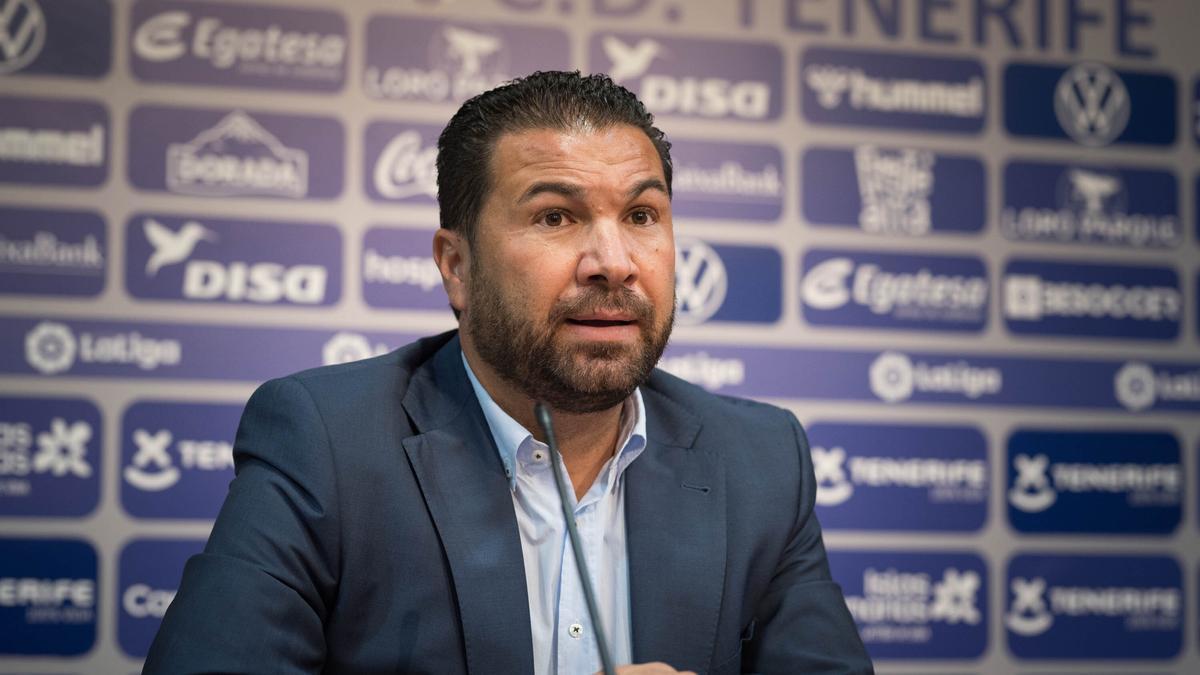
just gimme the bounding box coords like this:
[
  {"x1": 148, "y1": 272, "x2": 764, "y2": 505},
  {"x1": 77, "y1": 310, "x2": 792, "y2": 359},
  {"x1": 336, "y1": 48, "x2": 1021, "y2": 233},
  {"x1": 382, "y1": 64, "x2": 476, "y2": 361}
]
[{"x1": 145, "y1": 331, "x2": 871, "y2": 674}]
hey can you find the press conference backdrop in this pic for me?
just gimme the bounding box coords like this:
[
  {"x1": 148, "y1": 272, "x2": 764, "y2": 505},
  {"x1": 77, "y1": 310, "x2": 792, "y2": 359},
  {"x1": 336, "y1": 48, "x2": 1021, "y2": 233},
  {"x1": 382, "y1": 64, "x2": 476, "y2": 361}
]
[{"x1": 0, "y1": 0, "x2": 1198, "y2": 672}]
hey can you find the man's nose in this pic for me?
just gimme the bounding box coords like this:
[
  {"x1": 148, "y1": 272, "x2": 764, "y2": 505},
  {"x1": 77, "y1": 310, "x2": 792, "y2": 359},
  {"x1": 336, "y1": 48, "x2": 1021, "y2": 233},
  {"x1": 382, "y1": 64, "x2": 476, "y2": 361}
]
[{"x1": 577, "y1": 220, "x2": 637, "y2": 288}]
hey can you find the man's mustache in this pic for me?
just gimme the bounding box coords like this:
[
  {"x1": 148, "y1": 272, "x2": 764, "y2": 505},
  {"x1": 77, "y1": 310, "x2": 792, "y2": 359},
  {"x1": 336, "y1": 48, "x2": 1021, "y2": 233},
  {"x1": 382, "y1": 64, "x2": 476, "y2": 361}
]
[{"x1": 549, "y1": 287, "x2": 655, "y2": 324}]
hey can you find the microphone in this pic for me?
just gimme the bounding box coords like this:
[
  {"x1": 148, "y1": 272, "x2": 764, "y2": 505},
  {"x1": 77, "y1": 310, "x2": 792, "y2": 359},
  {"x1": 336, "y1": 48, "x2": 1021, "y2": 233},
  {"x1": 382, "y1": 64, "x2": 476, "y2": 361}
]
[{"x1": 534, "y1": 402, "x2": 617, "y2": 675}]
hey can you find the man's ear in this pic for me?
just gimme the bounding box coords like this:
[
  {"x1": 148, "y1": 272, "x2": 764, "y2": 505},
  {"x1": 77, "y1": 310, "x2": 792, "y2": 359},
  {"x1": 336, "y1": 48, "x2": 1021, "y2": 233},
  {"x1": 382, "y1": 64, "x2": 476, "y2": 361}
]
[{"x1": 433, "y1": 228, "x2": 469, "y2": 314}]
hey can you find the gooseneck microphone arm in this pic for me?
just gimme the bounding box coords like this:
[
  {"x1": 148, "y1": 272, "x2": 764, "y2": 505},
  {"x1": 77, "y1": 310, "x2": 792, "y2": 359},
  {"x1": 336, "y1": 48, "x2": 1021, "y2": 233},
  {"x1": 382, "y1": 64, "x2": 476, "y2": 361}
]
[{"x1": 534, "y1": 402, "x2": 618, "y2": 675}]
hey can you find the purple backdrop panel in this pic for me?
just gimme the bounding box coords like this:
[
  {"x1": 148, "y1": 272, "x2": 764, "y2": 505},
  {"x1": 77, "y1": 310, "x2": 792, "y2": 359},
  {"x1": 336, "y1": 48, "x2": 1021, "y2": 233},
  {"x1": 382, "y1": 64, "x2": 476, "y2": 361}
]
[
  {"x1": 0, "y1": 95, "x2": 108, "y2": 187},
  {"x1": 0, "y1": 205, "x2": 105, "y2": 297}
]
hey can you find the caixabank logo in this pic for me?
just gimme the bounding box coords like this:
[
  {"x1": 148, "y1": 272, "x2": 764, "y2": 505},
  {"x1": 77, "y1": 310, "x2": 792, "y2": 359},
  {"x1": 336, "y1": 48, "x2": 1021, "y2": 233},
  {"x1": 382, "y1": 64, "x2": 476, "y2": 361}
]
[
  {"x1": 802, "y1": 145, "x2": 985, "y2": 237},
  {"x1": 1001, "y1": 160, "x2": 1180, "y2": 249},
  {"x1": 670, "y1": 138, "x2": 782, "y2": 222},
  {"x1": 590, "y1": 31, "x2": 782, "y2": 121},
  {"x1": 1002, "y1": 258, "x2": 1182, "y2": 341},
  {"x1": 1006, "y1": 554, "x2": 1182, "y2": 659},
  {"x1": 801, "y1": 249, "x2": 989, "y2": 332},
  {"x1": 0, "y1": 205, "x2": 105, "y2": 297},
  {"x1": 1007, "y1": 429, "x2": 1180, "y2": 535},
  {"x1": 122, "y1": 401, "x2": 240, "y2": 519},
  {"x1": 364, "y1": 15, "x2": 568, "y2": 103},
  {"x1": 674, "y1": 237, "x2": 780, "y2": 325},
  {"x1": 0, "y1": 0, "x2": 110, "y2": 78},
  {"x1": 363, "y1": 120, "x2": 440, "y2": 205},
  {"x1": 131, "y1": 0, "x2": 346, "y2": 91},
  {"x1": 127, "y1": 105, "x2": 343, "y2": 200},
  {"x1": 0, "y1": 95, "x2": 108, "y2": 187},
  {"x1": 809, "y1": 422, "x2": 987, "y2": 532},
  {"x1": 124, "y1": 213, "x2": 342, "y2": 307},
  {"x1": 0, "y1": 537, "x2": 97, "y2": 655},
  {"x1": 801, "y1": 47, "x2": 985, "y2": 133},
  {"x1": 362, "y1": 226, "x2": 445, "y2": 311},
  {"x1": 830, "y1": 550, "x2": 987, "y2": 659},
  {"x1": 0, "y1": 396, "x2": 100, "y2": 517},
  {"x1": 1004, "y1": 61, "x2": 1176, "y2": 147},
  {"x1": 118, "y1": 538, "x2": 205, "y2": 657}
]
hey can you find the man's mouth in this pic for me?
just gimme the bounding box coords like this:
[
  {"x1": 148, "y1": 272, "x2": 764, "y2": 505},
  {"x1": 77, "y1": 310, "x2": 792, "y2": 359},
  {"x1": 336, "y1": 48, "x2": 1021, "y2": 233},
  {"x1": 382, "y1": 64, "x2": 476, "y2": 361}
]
[{"x1": 567, "y1": 318, "x2": 636, "y2": 328}]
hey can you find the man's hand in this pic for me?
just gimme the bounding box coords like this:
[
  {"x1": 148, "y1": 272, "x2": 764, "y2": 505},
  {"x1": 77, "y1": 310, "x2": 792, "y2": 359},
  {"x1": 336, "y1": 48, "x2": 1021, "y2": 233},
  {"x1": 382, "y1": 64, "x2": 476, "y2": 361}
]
[{"x1": 595, "y1": 664, "x2": 696, "y2": 675}]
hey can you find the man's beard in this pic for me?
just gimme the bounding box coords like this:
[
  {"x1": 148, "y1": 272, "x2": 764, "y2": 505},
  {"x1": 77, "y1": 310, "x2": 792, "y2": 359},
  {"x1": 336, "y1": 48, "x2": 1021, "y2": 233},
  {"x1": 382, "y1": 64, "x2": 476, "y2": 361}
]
[{"x1": 464, "y1": 262, "x2": 673, "y2": 414}]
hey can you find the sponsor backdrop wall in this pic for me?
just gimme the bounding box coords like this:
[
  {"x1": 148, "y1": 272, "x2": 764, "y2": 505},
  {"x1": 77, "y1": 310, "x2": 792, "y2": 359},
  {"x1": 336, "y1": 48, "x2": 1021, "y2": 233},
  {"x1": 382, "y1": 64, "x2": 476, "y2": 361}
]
[{"x1": 0, "y1": 0, "x2": 1197, "y2": 672}]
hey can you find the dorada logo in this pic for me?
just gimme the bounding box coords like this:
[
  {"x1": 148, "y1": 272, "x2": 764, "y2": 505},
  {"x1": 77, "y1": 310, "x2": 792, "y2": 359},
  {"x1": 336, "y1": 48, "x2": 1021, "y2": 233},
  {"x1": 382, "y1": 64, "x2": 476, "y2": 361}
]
[
  {"x1": 1003, "y1": 273, "x2": 1181, "y2": 322},
  {"x1": 869, "y1": 352, "x2": 1002, "y2": 403},
  {"x1": 24, "y1": 321, "x2": 182, "y2": 375},
  {"x1": 814, "y1": 445, "x2": 986, "y2": 507},
  {"x1": 603, "y1": 35, "x2": 771, "y2": 120},
  {"x1": 854, "y1": 146, "x2": 934, "y2": 235},
  {"x1": 847, "y1": 566, "x2": 982, "y2": 626},
  {"x1": 365, "y1": 23, "x2": 510, "y2": 102},
  {"x1": 801, "y1": 257, "x2": 988, "y2": 317},
  {"x1": 1007, "y1": 451, "x2": 1180, "y2": 514},
  {"x1": 373, "y1": 130, "x2": 437, "y2": 200},
  {"x1": 141, "y1": 218, "x2": 328, "y2": 304},
  {"x1": 322, "y1": 332, "x2": 389, "y2": 366},
  {"x1": 133, "y1": 7, "x2": 346, "y2": 72},
  {"x1": 123, "y1": 427, "x2": 232, "y2": 492},
  {"x1": 1115, "y1": 361, "x2": 1200, "y2": 412},
  {"x1": 658, "y1": 352, "x2": 745, "y2": 391},
  {"x1": 0, "y1": 0, "x2": 45, "y2": 75},
  {"x1": 0, "y1": 417, "x2": 93, "y2": 479},
  {"x1": 0, "y1": 120, "x2": 105, "y2": 167},
  {"x1": 1006, "y1": 575, "x2": 1180, "y2": 636},
  {"x1": 1054, "y1": 63, "x2": 1130, "y2": 147},
  {"x1": 166, "y1": 111, "x2": 308, "y2": 198},
  {"x1": 674, "y1": 238, "x2": 727, "y2": 325},
  {"x1": 804, "y1": 64, "x2": 983, "y2": 119}
]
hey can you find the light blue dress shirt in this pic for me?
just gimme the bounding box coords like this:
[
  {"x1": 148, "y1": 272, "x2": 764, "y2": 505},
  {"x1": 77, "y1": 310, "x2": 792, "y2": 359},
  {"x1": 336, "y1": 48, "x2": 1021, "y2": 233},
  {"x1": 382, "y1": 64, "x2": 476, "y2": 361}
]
[{"x1": 462, "y1": 352, "x2": 647, "y2": 675}]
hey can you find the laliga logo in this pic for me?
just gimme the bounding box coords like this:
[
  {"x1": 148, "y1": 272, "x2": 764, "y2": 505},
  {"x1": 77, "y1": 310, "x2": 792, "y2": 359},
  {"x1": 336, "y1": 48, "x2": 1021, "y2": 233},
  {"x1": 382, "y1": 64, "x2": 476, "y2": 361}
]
[
  {"x1": 800, "y1": 257, "x2": 852, "y2": 310},
  {"x1": 0, "y1": 0, "x2": 45, "y2": 75},
  {"x1": 812, "y1": 446, "x2": 852, "y2": 506},
  {"x1": 1115, "y1": 361, "x2": 1156, "y2": 412},
  {"x1": 1008, "y1": 453, "x2": 1056, "y2": 513},
  {"x1": 322, "y1": 332, "x2": 389, "y2": 365},
  {"x1": 1054, "y1": 62, "x2": 1130, "y2": 147},
  {"x1": 25, "y1": 321, "x2": 76, "y2": 375},
  {"x1": 373, "y1": 130, "x2": 438, "y2": 200},
  {"x1": 869, "y1": 352, "x2": 914, "y2": 403},
  {"x1": 1006, "y1": 577, "x2": 1053, "y2": 636},
  {"x1": 674, "y1": 238, "x2": 727, "y2": 325},
  {"x1": 124, "y1": 429, "x2": 180, "y2": 491}
]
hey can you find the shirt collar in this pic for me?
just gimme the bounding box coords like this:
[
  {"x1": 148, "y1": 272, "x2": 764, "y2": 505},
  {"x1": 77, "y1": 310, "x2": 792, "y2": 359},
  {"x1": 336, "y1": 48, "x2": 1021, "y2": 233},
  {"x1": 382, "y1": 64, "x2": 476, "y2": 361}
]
[{"x1": 461, "y1": 350, "x2": 647, "y2": 492}]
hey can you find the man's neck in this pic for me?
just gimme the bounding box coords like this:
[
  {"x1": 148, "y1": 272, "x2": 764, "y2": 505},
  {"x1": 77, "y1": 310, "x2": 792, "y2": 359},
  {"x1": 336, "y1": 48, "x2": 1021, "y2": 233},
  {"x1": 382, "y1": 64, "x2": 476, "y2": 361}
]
[{"x1": 462, "y1": 342, "x2": 623, "y2": 501}]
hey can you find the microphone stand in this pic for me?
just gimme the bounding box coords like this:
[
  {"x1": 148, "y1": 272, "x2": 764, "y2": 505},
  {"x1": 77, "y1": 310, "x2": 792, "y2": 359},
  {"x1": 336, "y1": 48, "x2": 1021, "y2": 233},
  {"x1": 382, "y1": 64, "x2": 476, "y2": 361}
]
[{"x1": 534, "y1": 402, "x2": 618, "y2": 675}]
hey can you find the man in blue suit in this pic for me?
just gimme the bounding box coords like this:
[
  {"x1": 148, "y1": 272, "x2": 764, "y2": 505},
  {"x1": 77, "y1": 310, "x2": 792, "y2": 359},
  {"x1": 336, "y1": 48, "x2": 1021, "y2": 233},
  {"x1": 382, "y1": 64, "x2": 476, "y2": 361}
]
[{"x1": 146, "y1": 71, "x2": 871, "y2": 674}]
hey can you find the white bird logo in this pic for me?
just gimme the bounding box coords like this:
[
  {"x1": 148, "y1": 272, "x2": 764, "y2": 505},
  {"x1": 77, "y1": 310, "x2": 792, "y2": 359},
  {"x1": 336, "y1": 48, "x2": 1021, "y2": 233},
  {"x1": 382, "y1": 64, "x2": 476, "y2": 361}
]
[
  {"x1": 442, "y1": 26, "x2": 502, "y2": 77},
  {"x1": 143, "y1": 218, "x2": 216, "y2": 276},
  {"x1": 602, "y1": 36, "x2": 662, "y2": 82},
  {"x1": 1067, "y1": 169, "x2": 1120, "y2": 214}
]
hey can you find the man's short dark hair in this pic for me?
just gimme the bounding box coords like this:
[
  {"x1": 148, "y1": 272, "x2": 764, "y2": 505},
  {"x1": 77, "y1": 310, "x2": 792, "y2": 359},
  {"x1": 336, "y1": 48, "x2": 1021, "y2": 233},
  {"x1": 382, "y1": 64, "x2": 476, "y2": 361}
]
[{"x1": 436, "y1": 70, "x2": 672, "y2": 243}]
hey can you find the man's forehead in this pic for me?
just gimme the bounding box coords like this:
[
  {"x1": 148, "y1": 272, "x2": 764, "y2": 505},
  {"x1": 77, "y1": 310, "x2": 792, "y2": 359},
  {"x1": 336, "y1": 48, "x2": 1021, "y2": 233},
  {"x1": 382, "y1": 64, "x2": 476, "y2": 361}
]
[{"x1": 491, "y1": 125, "x2": 663, "y2": 179}]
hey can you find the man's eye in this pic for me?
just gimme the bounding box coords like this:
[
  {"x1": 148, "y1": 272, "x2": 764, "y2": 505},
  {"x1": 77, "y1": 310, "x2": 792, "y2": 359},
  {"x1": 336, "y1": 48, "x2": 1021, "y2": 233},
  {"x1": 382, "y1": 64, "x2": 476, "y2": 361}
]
[
  {"x1": 630, "y1": 209, "x2": 655, "y2": 225},
  {"x1": 542, "y1": 211, "x2": 565, "y2": 227}
]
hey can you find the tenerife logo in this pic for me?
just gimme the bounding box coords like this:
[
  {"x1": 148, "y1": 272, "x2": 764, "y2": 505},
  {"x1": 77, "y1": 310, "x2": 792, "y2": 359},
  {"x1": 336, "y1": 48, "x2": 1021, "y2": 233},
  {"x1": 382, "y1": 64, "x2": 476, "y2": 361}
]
[
  {"x1": 24, "y1": 320, "x2": 182, "y2": 375},
  {"x1": 1005, "y1": 577, "x2": 1053, "y2": 636},
  {"x1": 597, "y1": 33, "x2": 779, "y2": 120},
  {"x1": 659, "y1": 351, "x2": 745, "y2": 391},
  {"x1": 0, "y1": 538, "x2": 98, "y2": 655},
  {"x1": 135, "y1": 217, "x2": 331, "y2": 305},
  {"x1": 869, "y1": 352, "x2": 1001, "y2": 404},
  {"x1": 1114, "y1": 361, "x2": 1200, "y2": 412},
  {"x1": 166, "y1": 111, "x2": 307, "y2": 198},
  {"x1": 814, "y1": 445, "x2": 986, "y2": 508},
  {"x1": 131, "y1": 1, "x2": 346, "y2": 90},
  {"x1": 1006, "y1": 576, "x2": 1180, "y2": 637},
  {"x1": 1054, "y1": 63, "x2": 1130, "y2": 147},
  {"x1": 0, "y1": 0, "x2": 45, "y2": 74},
  {"x1": 1008, "y1": 454, "x2": 1055, "y2": 512},
  {"x1": 674, "y1": 238, "x2": 727, "y2": 325},
  {"x1": 854, "y1": 146, "x2": 933, "y2": 235},
  {"x1": 373, "y1": 130, "x2": 437, "y2": 200},
  {"x1": 322, "y1": 332, "x2": 389, "y2": 366},
  {"x1": 123, "y1": 427, "x2": 231, "y2": 492}
]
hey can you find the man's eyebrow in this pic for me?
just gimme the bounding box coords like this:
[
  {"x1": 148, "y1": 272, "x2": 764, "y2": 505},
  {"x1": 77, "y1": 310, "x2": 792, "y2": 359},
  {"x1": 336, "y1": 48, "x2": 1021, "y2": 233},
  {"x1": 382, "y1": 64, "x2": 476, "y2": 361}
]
[
  {"x1": 516, "y1": 181, "x2": 584, "y2": 204},
  {"x1": 626, "y1": 177, "x2": 669, "y2": 199}
]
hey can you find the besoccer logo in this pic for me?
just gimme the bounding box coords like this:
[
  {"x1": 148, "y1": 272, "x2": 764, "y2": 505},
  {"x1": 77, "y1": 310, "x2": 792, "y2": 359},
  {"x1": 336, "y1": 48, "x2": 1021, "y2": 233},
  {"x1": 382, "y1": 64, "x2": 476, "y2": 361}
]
[
  {"x1": 124, "y1": 429, "x2": 180, "y2": 491},
  {"x1": 33, "y1": 418, "x2": 93, "y2": 478},
  {"x1": 25, "y1": 321, "x2": 77, "y2": 375},
  {"x1": 869, "y1": 352, "x2": 914, "y2": 403},
  {"x1": 1005, "y1": 577, "x2": 1053, "y2": 636},
  {"x1": 1115, "y1": 361, "x2": 1156, "y2": 412},
  {"x1": 1007, "y1": 453, "x2": 1056, "y2": 513},
  {"x1": 0, "y1": 0, "x2": 46, "y2": 75},
  {"x1": 1054, "y1": 62, "x2": 1130, "y2": 147},
  {"x1": 812, "y1": 446, "x2": 852, "y2": 506},
  {"x1": 674, "y1": 238, "x2": 727, "y2": 325}
]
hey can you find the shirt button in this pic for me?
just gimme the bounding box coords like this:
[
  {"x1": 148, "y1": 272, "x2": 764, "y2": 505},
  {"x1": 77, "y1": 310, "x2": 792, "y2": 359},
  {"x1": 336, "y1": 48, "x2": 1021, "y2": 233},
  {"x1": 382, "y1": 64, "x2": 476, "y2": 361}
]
[
  {"x1": 533, "y1": 450, "x2": 546, "y2": 462},
  {"x1": 568, "y1": 622, "x2": 584, "y2": 638}
]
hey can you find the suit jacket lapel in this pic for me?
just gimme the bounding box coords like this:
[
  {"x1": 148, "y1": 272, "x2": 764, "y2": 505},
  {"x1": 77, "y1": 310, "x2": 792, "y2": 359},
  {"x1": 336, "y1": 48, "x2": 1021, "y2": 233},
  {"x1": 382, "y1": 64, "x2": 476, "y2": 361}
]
[
  {"x1": 400, "y1": 336, "x2": 534, "y2": 674},
  {"x1": 627, "y1": 383, "x2": 726, "y2": 670}
]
